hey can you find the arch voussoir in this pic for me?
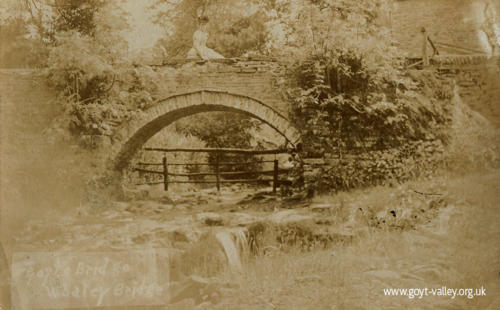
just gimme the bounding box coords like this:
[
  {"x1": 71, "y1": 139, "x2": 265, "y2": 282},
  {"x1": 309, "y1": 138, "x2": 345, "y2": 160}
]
[{"x1": 110, "y1": 90, "x2": 301, "y2": 171}]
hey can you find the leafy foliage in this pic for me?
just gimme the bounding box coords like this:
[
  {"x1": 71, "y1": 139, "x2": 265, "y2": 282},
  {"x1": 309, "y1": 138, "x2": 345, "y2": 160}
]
[
  {"x1": 152, "y1": 0, "x2": 269, "y2": 58},
  {"x1": 288, "y1": 59, "x2": 453, "y2": 156},
  {"x1": 41, "y1": 1, "x2": 162, "y2": 145},
  {"x1": 267, "y1": 0, "x2": 455, "y2": 192},
  {"x1": 0, "y1": 0, "x2": 53, "y2": 68},
  {"x1": 309, "y1": 140, "x2": 446, "y2": 193},
  {"x1": 52, "y1": 0, "x2": 106, "y2": 37},
  {"x1": 175, "y1": 112, "x2": 263, "y2": 175},
  {"x1": 6, "y1": 0, "x2": 492, "y2": 196}
]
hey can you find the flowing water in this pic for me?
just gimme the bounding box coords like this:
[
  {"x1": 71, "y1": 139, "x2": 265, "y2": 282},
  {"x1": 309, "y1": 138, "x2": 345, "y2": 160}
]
[{"x1": 215, "y1": 228, "x2": 248, "y2": 272}]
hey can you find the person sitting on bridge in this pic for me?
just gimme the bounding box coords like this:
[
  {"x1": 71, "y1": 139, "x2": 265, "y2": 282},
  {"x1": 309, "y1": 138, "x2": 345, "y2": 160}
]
[
  {"x1": 187, "y1": 16, "x2": 225, "y2": 60},
  {"x1": 479, "y1": 2, "x2": 500, "y2": 57}
]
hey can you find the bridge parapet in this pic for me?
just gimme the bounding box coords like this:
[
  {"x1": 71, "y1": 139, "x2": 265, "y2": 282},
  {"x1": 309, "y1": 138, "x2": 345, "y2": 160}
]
[
  {"x1": 430, "y1": 55, "x2": 495, "y2": 66},
  {"x1": 151, "y1": 58, "x2": 289, "y2": 116}
]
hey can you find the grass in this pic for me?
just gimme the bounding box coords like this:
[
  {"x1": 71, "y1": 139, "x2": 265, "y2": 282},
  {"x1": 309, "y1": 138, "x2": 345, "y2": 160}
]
[{"x1": 211, "y1": 170, "x2": 500, "y2": 310}]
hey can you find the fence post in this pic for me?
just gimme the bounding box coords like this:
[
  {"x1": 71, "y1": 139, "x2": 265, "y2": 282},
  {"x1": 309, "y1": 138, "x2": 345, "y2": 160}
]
[
  {"x1": 273, "y1": 159, "x2": 279, "y2": 194},
  {"x1": 215, "y1": 153, "x2": 221, "y2": 192},
  {"x1": 421, "y1": 27, "x2": 429, "y2": 66},
  {"x1": 163, "y1": 155, "x2": 168, "y2": 191}
]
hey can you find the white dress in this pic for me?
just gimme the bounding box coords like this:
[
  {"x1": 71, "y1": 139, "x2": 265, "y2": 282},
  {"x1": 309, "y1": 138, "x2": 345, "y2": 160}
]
[
  {"x1": 479, "y1": 5, "x2": 500, "y2": 56},
  {"x1": 187, "y1": 30, "x2": 224, "y2": 60}
]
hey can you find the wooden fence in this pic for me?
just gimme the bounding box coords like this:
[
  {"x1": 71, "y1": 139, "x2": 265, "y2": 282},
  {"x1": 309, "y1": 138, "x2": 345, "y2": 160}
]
[
  {"x1": 407, "y1": 27, "x2": 488, "y2": 69},
  {"x1": 134, "y1": 147, "x2": 292, "y2": 193}
]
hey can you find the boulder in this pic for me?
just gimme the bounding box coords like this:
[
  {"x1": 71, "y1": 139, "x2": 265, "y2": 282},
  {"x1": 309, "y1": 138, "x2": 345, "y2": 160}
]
[
  {"x1": 196, "y1": 212, "x2": 224, "y2": 226},
  {"x1": 167, "y1": 227, "x2": 204, "y2": 244}
]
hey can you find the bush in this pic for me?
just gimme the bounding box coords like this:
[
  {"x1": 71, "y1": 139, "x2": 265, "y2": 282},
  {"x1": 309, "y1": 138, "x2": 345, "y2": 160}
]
[
  {"x1": 317, "y1": 140, "x2": 445, "y2": 192},
  {"x1": 45, "y1": 31, "x2": 159, "y2": 145},
  {"x1": 301, "y1": 83, "x2": 500, "y2": 194}
]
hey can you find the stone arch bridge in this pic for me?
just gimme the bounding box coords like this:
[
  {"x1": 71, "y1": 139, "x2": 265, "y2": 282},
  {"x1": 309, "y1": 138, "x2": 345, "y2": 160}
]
[
  {"x1": 1, "y1": 55, "x2": 497, "y2": 181},
  {"x1": 110, "y1": 58, "x2": 301, "y2": 172},
  {"x1": 108, "y1": 55, "x2": 500, "y2": 173}
]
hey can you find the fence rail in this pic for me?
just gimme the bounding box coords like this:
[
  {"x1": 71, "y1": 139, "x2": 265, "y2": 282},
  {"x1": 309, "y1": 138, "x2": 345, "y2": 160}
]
[
  {"x1": 135, "y1": 147, "x2": 291, "y2": 193},
  {"x1": 433, "y1": 41, "x2": 486, "y2": 55},
  {"x1": 413, "y1": 27, "x2": 488, "y2": 69},
  {"x1": 134, "y1": 168, "x2": 290, "y2": 177},
  {"x1": 143, "y1": 147, "x2": 290, "y2": 155},
  {"x1": 137, "y1": 160, "x2": 277, "y2": 166}
]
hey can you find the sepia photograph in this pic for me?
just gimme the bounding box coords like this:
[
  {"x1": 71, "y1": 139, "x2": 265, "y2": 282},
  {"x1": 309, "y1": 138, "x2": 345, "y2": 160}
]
[{"x1": 0, "y1": 0, "x2": 499, "y2": 309}]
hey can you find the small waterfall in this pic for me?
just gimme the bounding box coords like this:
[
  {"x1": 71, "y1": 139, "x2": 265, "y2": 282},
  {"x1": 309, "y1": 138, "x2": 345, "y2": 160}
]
[{"x1": 215, "y1": 228, "x2": 248, "y2": 272}]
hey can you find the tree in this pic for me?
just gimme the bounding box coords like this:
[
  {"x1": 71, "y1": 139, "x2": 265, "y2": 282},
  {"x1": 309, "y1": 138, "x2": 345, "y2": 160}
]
[
  {"x1": 42, "y1": 0, "x2": 162, "y2": 145},
  {"x1": 265, "y1": 0, "x2": 435, "y2": 151},
  {"x1": 264, "y1": 0, "x2": 453, "y2": 192},
  {"x1": 175, "y1": 112, "x2": 262, "y2": 175},
  {"x1": 151, "y1": 0, "x2": 269, "y2": 58},
  {"x1": 0, "y1": 0, "x2": 52, "y2": 67},
  {"x1": 0, "y1": 0, "x2": 125, "y2": 68},
  {"x1": 52, "y1": 0, "x2": 106, "y2": 36},
  {"x1": 149, "y1": 0, "x2": 273, "y2": 169}
]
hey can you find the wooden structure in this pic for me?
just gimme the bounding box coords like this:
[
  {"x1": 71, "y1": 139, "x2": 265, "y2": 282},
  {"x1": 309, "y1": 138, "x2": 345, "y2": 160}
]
[
  {"x1": 407, "y1": 26, "x2": 490, "y2": 69},
  {"x1": 134, "y1": 147, "x2": 291, "y2": 193}
]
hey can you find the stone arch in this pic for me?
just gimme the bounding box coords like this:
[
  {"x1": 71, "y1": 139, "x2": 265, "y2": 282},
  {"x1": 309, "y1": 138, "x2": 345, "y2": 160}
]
[{"x1": 111, "y1": 90, "x2": 301, "y2": 171}]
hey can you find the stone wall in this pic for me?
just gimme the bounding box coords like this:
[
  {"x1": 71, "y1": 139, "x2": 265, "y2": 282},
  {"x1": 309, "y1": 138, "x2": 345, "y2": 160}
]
[{"x1": 153, "y1": 58, "x2": 289, "y2": 116}]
